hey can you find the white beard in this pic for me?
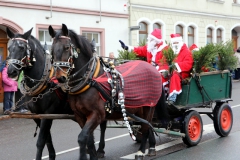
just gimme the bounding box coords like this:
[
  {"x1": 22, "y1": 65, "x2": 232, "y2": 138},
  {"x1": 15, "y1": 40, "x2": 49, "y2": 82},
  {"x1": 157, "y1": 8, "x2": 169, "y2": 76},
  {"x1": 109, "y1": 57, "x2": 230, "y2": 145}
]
[
  {"x1": 171, "y1": 42, "x2": 183, "y2": 54},
  {"x1": 147, "y1": 40, "x2": 156, "y2": 52}
]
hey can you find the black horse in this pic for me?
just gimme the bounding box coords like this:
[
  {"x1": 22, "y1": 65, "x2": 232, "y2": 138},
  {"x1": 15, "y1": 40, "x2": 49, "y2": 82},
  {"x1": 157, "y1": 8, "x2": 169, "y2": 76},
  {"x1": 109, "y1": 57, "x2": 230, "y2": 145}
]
[
  {"x1": 6, "y1": 27, "x2": 74, "y2": 160},
  {"x1": 49, "y1": 24, "x2": 169, "y2": 160}
]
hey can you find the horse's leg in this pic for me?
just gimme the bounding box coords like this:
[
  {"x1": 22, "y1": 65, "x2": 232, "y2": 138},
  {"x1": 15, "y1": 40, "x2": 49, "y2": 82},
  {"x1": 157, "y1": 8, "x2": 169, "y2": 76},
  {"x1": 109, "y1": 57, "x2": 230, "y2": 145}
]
[
  {"x1": 87, "y1": 132, "x2": 98, "y2": 160},
  {"x1": 97, "y1": 120, "x2": 107, "y2": 158},
  {"x1": 46, "y1": 131, "x2": 56, "y2": 160},
  {"x1": 135, "y1": 107, "x2": 156, "y2": 160},
  {"x1": 36, "y1": 119, "x2": 55, "y2": 160},
  {"x1": 77, "y1": 114, "x2": 99, "y2": 160},
  {"x1": 147, "y1": 128, "x2": 156, "y2": 156},
  {"x1": 136, "y1": 123, "x2": 149, "y2": 159}
]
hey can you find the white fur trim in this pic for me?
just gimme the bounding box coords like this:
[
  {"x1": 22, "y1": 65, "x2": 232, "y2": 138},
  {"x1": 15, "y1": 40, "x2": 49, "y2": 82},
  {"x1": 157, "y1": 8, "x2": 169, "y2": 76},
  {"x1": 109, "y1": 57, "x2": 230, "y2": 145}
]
[
  {"x1": 163, "y1": 81, "x2": 169, "y2": 87},
  {"x1": 171, "y1": 37, "x2": 182, "y2": 43},
  {"x1": 148, "y1": 34, "x2": 162, "y2": 43},
  {"x1": 158, "y1": 69, "x2": 168, "y2": 73},
  {"x1": 168, "y1": 89, "x2": 182, "y2": 99},
  {"x1": 193, "y1": 48, "x2": 199, "y2": 51},
  {"x1": 157, "y1": 41, "x2": 167, "y2": 52},
  {"x1": 128, "y1": 46, "x2": 134, "y2": 52},
  {"x1": 175, "y1": 63, "x2": 181, "y2": 72}
]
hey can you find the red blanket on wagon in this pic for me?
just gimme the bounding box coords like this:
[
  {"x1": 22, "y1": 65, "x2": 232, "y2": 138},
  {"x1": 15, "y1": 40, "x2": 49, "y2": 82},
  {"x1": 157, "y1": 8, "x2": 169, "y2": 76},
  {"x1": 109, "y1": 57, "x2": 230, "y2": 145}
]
[{"x1": 95, "y1": 60, "x2": 162, "y2": 108}]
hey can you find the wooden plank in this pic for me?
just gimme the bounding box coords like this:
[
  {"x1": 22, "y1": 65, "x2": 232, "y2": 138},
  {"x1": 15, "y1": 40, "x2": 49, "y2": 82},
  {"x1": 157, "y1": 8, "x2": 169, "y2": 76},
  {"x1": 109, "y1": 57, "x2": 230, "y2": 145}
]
[{"x1": 0, "y1": 115, "x2": 11, "y2": 120}]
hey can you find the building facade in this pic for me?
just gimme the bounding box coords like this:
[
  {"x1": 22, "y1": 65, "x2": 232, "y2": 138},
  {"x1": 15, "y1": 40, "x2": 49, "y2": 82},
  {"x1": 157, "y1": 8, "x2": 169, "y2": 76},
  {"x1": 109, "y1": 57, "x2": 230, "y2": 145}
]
[
  {"x1": 0, "y1": 0, "x2": 129, "y2": 63},
  {"x1": 128, "y1": 0, "x2": 240, "y2": 50}
]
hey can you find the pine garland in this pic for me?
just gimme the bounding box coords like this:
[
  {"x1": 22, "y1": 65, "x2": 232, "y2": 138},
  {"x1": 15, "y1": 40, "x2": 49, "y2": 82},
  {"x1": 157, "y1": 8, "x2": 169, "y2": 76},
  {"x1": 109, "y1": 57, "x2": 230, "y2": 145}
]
[
  {"x1": 192, "y1": 43, "x2": 218, "y2": 73},
  {"x1": 216, "y1": 41, "x2": 237, "y2": 71}
]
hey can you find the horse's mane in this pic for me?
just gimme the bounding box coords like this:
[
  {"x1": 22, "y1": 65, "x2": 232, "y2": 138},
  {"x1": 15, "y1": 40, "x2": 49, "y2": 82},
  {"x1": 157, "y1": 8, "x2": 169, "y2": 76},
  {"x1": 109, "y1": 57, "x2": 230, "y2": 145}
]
[
  {"x1": 55, "y1": 29, "x2": 94, "y2": 58},
  {"x1": 28, "y1": 35, "x2": 45, "y2": 54}
]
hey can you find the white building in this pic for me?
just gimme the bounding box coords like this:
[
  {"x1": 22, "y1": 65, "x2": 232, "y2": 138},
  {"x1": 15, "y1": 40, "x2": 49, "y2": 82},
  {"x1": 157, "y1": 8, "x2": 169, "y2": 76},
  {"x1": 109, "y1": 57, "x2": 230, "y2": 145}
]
[
  {"x1": 127, "y1": 0, "x2": 240, "y2": 50},
  {"x1": 0, "y1": 0, "x2": 129, "y2": 62}
]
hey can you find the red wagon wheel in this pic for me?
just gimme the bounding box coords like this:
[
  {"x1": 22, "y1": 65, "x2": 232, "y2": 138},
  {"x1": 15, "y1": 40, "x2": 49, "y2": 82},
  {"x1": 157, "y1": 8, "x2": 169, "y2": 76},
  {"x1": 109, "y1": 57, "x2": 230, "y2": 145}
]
[
  {"x1": 213, "y1": 103, "x2": 233, "y2": 137},
  {"x1": 182, "y1": 110, "x2": 203, "y2": 146}
]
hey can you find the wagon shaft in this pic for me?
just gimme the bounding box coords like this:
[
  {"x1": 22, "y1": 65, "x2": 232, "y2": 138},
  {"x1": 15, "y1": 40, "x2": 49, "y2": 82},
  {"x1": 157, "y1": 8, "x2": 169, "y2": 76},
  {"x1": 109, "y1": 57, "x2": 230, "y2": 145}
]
[{"x1": 9, "y1": 113, "x2": 75, "y2": 119}]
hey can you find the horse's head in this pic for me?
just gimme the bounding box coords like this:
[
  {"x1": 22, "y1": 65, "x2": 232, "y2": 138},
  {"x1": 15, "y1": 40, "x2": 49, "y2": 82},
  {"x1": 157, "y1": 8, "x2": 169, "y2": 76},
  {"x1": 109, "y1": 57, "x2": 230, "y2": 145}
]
[
  {"x1": 49, "y1": 24, "x2": 94, "y2": 83},
  {"x1": 6, "y1": 27, "x2": 33, "y2": 80},
  {"x1": 49, "y1": 24, "x2": 73, "y2": 83}
]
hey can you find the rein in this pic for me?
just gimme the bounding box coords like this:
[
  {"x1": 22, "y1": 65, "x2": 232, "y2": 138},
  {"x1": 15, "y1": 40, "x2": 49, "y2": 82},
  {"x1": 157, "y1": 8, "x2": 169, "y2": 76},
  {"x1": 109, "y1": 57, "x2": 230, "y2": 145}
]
[{"x1": 20, "y1": 53, "x2": 53, "y2": 96}]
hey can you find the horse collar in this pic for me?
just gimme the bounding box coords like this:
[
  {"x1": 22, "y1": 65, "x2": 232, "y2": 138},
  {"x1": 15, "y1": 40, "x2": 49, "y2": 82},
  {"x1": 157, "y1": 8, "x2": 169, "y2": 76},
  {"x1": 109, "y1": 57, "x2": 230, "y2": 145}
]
[{"x1": 20, "y1": 54, "x2": 53, "y2": 96}]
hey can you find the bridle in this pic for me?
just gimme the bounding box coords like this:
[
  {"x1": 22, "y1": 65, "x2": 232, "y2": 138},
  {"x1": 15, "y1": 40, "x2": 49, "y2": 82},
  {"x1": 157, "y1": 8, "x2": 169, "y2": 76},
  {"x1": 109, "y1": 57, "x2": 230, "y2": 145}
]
[
  {"x1": 52, "y1": 36, "x2": 79, "y2": 75},
  {"x1": 8, "y1": 37, "x2": 54, "y2": 96},
  {"x1": 8, "y1": 37, "x2": 36, "y2": 70},
  {"x1": 52, "y1": 36, "x2": 100, "y2": 94}
]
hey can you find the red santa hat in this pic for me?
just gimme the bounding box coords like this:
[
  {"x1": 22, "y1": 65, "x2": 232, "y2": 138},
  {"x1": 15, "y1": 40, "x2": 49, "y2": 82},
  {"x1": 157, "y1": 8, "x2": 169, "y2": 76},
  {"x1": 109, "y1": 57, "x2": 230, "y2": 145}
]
[
  {"x1": 170, "y1": 34, "x2": 183, "y2": 43},
  {"x1": 189, "y1": 44, "x2": 199, "y2": 51},
  {"x1": 148, "y1": 29, "x2": 162, "y2": 43}
]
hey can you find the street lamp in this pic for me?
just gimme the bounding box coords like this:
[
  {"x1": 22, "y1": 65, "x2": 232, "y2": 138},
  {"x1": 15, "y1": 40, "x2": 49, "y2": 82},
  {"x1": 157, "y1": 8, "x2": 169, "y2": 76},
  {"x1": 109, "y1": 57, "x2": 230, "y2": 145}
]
[{"x1": 129, "y1": 25, "x2": 141, "y2": 45}]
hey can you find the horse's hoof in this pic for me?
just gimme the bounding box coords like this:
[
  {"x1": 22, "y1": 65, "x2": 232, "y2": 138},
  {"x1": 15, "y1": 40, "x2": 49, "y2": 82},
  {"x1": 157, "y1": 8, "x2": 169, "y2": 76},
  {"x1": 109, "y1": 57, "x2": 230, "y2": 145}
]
[
  {"x1": 135, "y1": 155, "x2": 144, "y2": 160},
  {"x1": 147, "y1": 148, "x2": 156, "y2": 156},
  {"x1": 97, "y1": 152, "x2": 105, "y2": 158}
]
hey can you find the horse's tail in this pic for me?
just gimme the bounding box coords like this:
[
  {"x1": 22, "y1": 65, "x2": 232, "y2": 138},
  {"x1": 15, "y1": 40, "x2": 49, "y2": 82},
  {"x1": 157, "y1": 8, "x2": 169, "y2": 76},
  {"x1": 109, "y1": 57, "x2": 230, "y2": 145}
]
[{"x1": 155, "y1": 86, "x2": 170, "y2": 121}]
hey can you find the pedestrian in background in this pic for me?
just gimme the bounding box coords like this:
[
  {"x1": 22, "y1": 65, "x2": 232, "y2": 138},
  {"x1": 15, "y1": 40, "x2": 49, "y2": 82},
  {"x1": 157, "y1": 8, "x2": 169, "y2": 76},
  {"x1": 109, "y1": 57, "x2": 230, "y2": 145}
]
[
  {"x1": 108, "y1": 52, "x2": 117, "y2": 66},
  {"x1": 234, "y1": 47, "x2": 240, "y2": 81},
  {"x1": 2, "y1": 58, "x2": 18, "y2": 115}
]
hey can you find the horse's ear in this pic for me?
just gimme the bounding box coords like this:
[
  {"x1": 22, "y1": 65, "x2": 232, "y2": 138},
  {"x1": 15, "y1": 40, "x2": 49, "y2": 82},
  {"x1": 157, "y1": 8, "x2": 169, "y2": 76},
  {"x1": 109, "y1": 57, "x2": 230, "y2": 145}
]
[
  {"x1": 23, "y1": 28, "x2": 33, "y2": 40},
  {"x1": 62, "y1": 23, "x2": 68, "y2": 36},
  {"x1": 48, "y1": 25, "x2": 56, "y2": 38},
  {"x1": 6, "y1": 27, "x2": 15, "y2": 39}
]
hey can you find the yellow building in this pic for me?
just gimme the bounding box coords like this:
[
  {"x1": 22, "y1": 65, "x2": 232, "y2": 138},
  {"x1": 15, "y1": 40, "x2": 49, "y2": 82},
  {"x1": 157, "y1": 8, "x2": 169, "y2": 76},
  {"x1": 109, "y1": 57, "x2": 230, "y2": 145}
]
[{"x1": 128, "y1": 0, "x2": 240, "y2": 49}]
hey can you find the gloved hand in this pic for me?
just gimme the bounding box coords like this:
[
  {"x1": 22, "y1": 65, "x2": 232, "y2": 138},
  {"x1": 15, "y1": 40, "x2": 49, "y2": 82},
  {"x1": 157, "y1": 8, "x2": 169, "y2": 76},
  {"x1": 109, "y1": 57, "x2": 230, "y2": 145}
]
[
  {"x1": 161, "y1": 70, "x2": 169, "y2": 78},
  {"x1": 119, "y1": 40, "x2": 128, "y2": 50}
]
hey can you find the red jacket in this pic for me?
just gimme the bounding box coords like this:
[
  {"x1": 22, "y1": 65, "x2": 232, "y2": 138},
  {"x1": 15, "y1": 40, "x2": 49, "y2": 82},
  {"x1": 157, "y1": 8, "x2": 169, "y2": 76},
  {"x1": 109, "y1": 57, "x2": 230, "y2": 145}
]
[{"x1": 133, "y1": 44, "x2": 169, "y2": 72}]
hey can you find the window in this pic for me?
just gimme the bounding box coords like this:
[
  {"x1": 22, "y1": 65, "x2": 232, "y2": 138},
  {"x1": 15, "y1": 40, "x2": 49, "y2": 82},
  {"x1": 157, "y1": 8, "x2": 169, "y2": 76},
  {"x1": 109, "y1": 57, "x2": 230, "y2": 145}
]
[
  {"x1": 176, "y1": 25, "x2": 183, "y2": 37},
  {"x1": 36, "y1": 24, "x2": 61, "y2": 52},
  {"x1": 82, "y1": 32, "x2": 100, "y2": 55},
  {"x1": 217, "y1": 29, "x2": 222, "y2": 43},
  {"x1": 38, "y1": 29, "x2": 53, "y2": 51},
  {"x1": 139, "y1": 22, "x2": 148, "y2": 43},
  {"x1": 188, "y1": 26, "x2": 194, "y2": 47},
  {"x1": 207, "y1": 28, "x2": 213, "y2": 44},
  {"x1": 153, "y1": 23, "x2": 161, "y2": 30}
]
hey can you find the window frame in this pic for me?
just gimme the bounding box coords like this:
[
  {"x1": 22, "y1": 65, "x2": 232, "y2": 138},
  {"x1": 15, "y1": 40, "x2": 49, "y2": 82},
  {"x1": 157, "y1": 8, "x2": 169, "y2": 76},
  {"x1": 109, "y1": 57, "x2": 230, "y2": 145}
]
[
  {"x1": 207, "y1": 27, "x2": 213, "y2": 44},
  {"x1": 139, "y1": 22, "x2": 148, "y2": 43},
  {"x1": 36, "y1": 24, "x2": 61, "y2": 51},
  {"x1": 217, "y1": 28, "x2": 222, "y2": 43},
  {"x1": 80, "y1": 27, "x2": 105, "y2": 56},
  {"x1": 187, "y1": 26, "x2": 195, "y2": 47}
]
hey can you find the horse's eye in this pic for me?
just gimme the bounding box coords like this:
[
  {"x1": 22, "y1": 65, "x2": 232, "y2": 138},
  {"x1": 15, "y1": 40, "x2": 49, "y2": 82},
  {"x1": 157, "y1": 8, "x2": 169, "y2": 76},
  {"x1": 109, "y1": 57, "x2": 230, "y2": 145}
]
[{"x1": 65, "y1": 45, "x2": 70, "y2": 50}]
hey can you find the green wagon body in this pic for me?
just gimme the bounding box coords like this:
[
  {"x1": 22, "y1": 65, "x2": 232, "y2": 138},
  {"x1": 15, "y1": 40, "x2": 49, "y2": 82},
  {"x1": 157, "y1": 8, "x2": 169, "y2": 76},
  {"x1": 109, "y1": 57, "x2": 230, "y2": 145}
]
[{"x1": 174, "y1": 70, "x2": 232, "y2": 109}]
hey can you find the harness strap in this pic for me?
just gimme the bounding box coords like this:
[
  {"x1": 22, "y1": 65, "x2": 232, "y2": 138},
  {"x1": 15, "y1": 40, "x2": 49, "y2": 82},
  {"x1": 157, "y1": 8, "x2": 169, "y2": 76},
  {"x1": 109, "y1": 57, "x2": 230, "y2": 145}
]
[
  {"x1": 69, "y1": 57, "x2": 100, "y2": 95},
  {"x1": 91, "y1": 80, "x2": 112, "y2": 102}
]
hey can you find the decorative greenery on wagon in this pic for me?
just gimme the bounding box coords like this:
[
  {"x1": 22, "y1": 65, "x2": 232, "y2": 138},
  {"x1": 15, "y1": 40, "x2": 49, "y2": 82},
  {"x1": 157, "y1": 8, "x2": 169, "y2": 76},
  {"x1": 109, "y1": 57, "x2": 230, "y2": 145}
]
[
  {"x1": 192, "y1": 43, "x2": 218, "y2": 73},
  {"x1": 215, "y1": 41, "x2": 237, "y2": 71},
  {"x1": 193, "y1": 40, "x2": 238, "y2": 73}
]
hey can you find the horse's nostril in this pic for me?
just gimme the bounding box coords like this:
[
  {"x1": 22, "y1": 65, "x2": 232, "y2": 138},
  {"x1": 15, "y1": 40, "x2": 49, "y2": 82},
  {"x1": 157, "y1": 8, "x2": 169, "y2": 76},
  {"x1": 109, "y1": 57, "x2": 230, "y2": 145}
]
[{"x1": 57, "y1": 76, "x2": 66, "y2": 83}]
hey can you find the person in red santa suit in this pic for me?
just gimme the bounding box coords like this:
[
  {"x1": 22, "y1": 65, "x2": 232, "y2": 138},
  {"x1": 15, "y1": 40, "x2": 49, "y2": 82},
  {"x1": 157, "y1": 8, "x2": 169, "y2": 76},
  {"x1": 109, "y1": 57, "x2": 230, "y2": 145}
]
[
  {"x1": 119, "y1": 29, "x2": 169, "y2": 89},
  {"x1": 168, "y1": 34, "x2": 194, "y2": 103},
  {"x1": 189, "y1": 44, "x2": 199, "y2": 53}
]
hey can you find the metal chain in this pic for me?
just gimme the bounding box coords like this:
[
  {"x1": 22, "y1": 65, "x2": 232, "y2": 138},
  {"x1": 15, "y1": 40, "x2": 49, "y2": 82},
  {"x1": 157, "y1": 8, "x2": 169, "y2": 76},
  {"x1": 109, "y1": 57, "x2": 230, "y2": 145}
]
[{"x1": 15, "y1": 84, "x2": 61, "y2": 109}]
